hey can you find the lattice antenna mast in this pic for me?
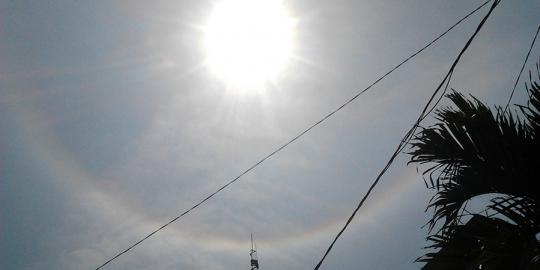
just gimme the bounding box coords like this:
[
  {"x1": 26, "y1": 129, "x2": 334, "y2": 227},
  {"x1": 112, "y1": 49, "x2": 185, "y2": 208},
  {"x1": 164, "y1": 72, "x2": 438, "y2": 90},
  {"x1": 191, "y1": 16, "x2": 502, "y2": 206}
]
[{"x1": 250, "y1": 233, "x2": 259, "y2": 269}]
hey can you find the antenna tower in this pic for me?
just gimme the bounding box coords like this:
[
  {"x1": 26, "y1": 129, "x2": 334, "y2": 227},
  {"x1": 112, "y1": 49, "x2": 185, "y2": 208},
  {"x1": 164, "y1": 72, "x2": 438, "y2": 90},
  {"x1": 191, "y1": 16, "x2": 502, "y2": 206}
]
[{"x1": 250, "y1": 233, "x2": 259, "y2": 269}]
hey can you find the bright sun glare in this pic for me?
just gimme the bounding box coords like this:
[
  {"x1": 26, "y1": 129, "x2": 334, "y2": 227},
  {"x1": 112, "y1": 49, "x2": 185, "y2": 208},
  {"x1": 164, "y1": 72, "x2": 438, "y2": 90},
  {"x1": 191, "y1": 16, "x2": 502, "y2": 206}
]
[{"x1": 204, "y1": 0, "x2": 295, "y2": 89}]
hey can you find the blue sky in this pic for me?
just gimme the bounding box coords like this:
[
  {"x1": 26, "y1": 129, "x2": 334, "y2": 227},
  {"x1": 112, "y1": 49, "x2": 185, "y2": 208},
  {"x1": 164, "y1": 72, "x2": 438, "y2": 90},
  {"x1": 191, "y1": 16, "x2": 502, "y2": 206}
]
[{"x1": 1, "y1": 0, "x2": 539, "y2": 269}]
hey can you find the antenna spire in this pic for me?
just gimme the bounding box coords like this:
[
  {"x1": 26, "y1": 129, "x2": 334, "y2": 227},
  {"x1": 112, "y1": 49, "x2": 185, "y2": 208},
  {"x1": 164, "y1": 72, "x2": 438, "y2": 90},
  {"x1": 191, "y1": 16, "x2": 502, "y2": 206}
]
[{"x1": 250, "y1": 233, "x2": 259, "y2": 269}]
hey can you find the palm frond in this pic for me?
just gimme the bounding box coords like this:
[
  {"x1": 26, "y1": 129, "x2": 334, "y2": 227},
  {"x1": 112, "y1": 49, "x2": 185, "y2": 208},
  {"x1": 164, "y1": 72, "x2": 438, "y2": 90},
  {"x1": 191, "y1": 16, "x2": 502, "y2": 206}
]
[
  {"x1": 419, "y1": 215, "x2": 539, "y2": 270},
  {"x1": 488, "y1": 195, "x2": 539, "y2": 232},
  {"x1": 410, "y1": 90, "x2": 537, "y2": 229}
]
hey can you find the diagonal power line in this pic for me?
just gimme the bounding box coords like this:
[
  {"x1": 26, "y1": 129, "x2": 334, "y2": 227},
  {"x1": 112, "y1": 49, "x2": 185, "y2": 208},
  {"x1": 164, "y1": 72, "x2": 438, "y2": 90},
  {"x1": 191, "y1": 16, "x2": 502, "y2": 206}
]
[
  {"x1": 95, "y1": 1, "x2": 494, "y2": 268},
  {"x1": 313, "y1": 0, "x2": 501, "y2": 269},
  {"x1": 503, "y1": 24, "x2": 540, "y2": 114}
]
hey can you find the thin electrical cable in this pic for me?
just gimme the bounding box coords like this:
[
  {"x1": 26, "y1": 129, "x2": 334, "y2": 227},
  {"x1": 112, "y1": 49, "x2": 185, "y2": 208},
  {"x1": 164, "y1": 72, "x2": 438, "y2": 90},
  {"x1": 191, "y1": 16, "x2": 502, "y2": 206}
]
[
  {"x1": 503, "y1": 24, "x2": 540, "y2": 114},
  {"x1": 95, "y1": 1, "x2": 493, "y2": 269},
  {"x1": 313, "y1": 1, "x2": 500, "y2": 269}
]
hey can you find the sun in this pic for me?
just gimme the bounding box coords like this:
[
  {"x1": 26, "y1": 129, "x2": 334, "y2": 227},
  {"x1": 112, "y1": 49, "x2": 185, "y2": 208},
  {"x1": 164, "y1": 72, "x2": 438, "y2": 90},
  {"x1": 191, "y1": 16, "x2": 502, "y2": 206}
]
[{"x1": 204, "y1": 0, "x2": 295, "y2": 89}]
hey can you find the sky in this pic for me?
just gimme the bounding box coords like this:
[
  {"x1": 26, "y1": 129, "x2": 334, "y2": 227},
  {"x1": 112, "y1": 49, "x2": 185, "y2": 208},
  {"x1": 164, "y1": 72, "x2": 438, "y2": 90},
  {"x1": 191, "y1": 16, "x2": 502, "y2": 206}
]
[{"x1": 1, "y1": 0, "x2": 539, "y2": 269}]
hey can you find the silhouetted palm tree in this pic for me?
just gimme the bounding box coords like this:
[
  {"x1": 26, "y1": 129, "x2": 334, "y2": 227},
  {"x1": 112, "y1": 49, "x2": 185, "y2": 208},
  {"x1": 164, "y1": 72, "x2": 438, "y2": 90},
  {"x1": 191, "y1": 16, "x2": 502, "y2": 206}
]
[{"x1": 409, "y1": 72, "x2": 540, "y2": 269}]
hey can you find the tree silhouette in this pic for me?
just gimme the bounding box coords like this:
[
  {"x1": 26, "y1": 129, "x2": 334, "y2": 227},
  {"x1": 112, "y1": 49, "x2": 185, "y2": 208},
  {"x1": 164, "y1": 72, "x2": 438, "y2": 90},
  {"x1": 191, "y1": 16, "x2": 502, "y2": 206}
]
[{"x1": 409, "y1": 69, "x2": 540, "y2": 269}]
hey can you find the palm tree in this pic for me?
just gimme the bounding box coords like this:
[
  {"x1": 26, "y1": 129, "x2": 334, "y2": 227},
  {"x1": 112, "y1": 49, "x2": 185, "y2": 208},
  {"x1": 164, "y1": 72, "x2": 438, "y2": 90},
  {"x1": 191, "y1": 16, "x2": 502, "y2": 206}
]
[{"x1": 409, "y1": 72, "x2": 540, "y2": 269}]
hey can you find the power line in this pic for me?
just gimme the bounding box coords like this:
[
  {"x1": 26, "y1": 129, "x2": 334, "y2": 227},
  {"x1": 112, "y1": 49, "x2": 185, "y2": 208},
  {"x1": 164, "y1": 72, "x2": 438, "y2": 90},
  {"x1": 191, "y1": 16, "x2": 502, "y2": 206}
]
[
  {"x1": 313, "y1": 0, "x2": 500, "y2": 269},
  {"x1": 95, "y1": 1, "x2": 494, "y2": 269},
  {"x1": 503, "y1": 24, "x2": 540, "y2": 114}
]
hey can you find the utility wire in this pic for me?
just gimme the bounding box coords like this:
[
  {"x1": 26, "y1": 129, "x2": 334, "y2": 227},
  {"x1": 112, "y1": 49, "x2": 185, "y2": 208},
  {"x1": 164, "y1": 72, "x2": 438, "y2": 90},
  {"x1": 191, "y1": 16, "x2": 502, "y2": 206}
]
[
  {"x1": 313, "y1": 0, "x2": 500, "y2": 269},
  {"x1": 95, "y1": 1, "x2": 493, "y2": 269},
  {"x1": 503, "y1": 24, "x2": 540, "y2": 114}
]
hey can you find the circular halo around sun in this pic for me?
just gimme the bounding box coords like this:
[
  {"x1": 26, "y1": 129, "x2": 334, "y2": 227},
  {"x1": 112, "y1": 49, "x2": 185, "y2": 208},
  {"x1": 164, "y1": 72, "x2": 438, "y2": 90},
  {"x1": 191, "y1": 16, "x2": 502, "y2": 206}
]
[{"x1": 204, "y1": 0, "x2": 295, "y2": 89}]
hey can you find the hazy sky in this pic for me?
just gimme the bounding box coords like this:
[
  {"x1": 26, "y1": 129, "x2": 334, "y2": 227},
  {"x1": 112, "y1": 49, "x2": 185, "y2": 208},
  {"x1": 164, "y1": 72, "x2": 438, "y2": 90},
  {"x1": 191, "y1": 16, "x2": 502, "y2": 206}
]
[{"x1": 1, "y1": 0, "x2": 539, "y2": 269}]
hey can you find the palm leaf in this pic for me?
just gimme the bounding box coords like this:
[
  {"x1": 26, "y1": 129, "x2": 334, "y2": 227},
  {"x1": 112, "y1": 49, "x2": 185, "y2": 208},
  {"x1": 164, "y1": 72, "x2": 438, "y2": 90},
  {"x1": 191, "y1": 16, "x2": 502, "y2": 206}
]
[
  {"x1": 419, "y1": 215, "x2": 539, "y2": 270},
  {"x1": 410, "y1": 89, "x2": 537, "y2": 230}
]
